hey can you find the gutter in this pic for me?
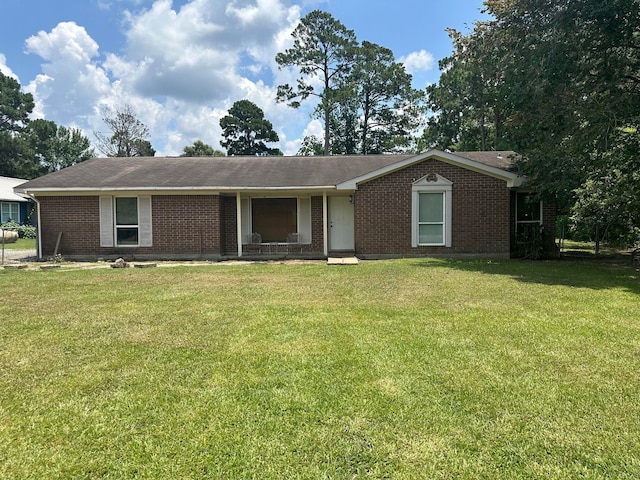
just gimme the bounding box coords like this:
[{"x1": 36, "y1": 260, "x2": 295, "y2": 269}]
[{"x1": 20, "y1": 185, "x2": 339, "y2": 194}]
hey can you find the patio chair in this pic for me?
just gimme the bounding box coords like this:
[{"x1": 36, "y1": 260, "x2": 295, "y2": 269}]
[
  {"x1": 286, "y1": 232, "x2": 302, "y2": 253},
  {"x1": 245, "y1": 232, "x2": 262, "y2": 254}
]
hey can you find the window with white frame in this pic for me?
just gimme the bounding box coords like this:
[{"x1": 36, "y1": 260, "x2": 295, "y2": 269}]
[
  {"x1": 115, "y1": 197, "x2": 139, "y2": 246},
  {"x1": 418, "y1": 193, "x2": 445, "y2": 244},
  {"x1": 412, "y1": 174, "x2": 452, "y2": 247},
  {"x1": 99, "y1": 196, "x2": 152, "y2": 248},
  {"x1": 1, "y1": 202, "x2": 20, "y2": 224}
]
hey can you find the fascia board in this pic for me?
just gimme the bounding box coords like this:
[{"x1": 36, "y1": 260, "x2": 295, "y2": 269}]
[{"x1": 22, "y1": 185, "x2": 338, "y2": 196}]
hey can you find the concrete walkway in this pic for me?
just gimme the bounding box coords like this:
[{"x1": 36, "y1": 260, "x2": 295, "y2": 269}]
[{"x1": 0, "y1": 248, "x2": 37, "y2": 264}]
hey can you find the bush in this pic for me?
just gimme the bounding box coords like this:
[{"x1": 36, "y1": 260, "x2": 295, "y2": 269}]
[
  {"x1": 0, "y1": 221, "x2": 36, "y2": 239},
  {"x1": 513, "y1": 225, "x2": 546, "y2": 260}
]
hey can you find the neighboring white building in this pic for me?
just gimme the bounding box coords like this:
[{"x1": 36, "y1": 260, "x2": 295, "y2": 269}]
[{"x1": 0, "y1": 176, "x2": 30, "y2": 224}]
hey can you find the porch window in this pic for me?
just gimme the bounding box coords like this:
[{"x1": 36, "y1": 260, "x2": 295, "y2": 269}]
[
  {"x1": 515, "y1": 192, "x2": 542, "y2": 234},
  {"x1": 251, "y1": 198, "x2": 297, "y2": 242},
  {"x1": 115, "y1": 197, "x2": 139, "y2": 246},
  {"x1": 1, "y1": 202, "x2": 20, "y2": 223}
]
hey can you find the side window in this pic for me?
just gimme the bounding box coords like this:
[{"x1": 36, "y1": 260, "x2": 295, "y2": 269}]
[
  {"x1": 115, "y1": 197, "x2": 139, "y2": 246},
  {"x1": 100, "y1": 196, "x2": 152, "y2": 248},
  {"x1": 412, "y1": 174, "x2": 453, "y2": 248},
  {"x1": 417, "y1": 192, "x2": 445, "y2": 245}
]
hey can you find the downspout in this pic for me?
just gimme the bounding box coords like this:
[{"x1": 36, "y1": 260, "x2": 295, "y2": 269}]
[{"x1": 29, "y1": 194, "x2": 43, "y2": 260}]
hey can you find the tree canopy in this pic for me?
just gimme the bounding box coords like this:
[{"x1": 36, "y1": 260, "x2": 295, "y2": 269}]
[
  {"x1": 220, "y1": 100, "x2": 283, "y2": 156},
  {"x1": 276, "y1": 10, "x2": 358, "y2": 155},
  {"x1": 94, "y1": 104, "x2": 155, "y2": 157},
  {"x1": 347, "y1": 41, "x2": 425, "y2": 154},
  {"x1": 181, "y1": 140, "x2": 225, "y2": 157},
  {"x1": 423, "y1": 0, "x2": 640, "y2": 245},
  {"x1": 276, "y1": 11, "x2": 425, "y2": 156},
  {"x1": 0, "y1": 70, "x2": 35, "y2": 177},
  {"x1": 25, "y1": 119, "x2": 94, "y2": 173},
  {"x1": 0, "y1": 70, "x2": 93, "y2": 179}
]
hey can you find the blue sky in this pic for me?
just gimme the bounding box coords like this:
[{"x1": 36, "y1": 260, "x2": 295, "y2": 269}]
[{"x1": 0, "y1": 0, "x2": 488, "y2": 156}]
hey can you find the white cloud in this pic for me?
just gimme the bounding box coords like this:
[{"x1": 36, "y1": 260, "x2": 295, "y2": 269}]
[
  {"x1": 399, "y1": 49, "x2": 435, "y2": 74},
  {"x1": 24, "y1": 22, "x2": 112, "y2": 126},
  {"x1": 120, "y1": 0, "x2": 298, "y2": 103},
  {"x1": 26, "y1": 22, "x2": 99, "y2": 64},
  {"x1": 13, "y1": 1, "x2": 310, "y2": 156},
  {"x1": 0, "y1": 54, "x2": 20, "y2": 81}
]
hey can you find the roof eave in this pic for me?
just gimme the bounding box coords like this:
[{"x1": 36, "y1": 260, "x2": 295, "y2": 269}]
[{"x1": 21, "y1": 185, "x2": 339, "y2": 195}]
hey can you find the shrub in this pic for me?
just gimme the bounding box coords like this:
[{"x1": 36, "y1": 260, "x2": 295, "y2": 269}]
[
  {"x1": 0, "y1": 221, "x2": 36, "y2": 239},
  {"x1": 513, "y1": 225, "x2": 546, "y2": 260}
]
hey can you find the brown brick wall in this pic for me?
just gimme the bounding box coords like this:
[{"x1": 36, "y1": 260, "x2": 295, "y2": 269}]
[
  {"x1": 38, "y1": 196, "x2": 101, "y2": 256},
  {"x1": 354, "y1": 159, "x2": 511, "y2": 256},
  {"x1": 310, "y1": 196, "x2": 325, "y2": 253},
  {"x1": 151, "y1": 196, "x2": 220, "y2": 254},
  {"x1": 221, "y1": 195, "x2": 238, "y2": 255},
  {"x1": 37, "y1": 195, "x2": 222, "y2": 258}
]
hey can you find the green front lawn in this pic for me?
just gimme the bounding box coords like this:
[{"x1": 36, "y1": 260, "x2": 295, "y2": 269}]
[
  {"x1": 0, "y1": 237, "x2": 36, "y2": 250},
  {"x1": 1, "y1": 259, "x2": 639, "y2": 479}
]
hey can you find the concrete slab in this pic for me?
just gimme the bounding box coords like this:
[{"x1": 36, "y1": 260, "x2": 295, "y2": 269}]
[{"x1": 327, "y1": 257, "x2": 359, "y2": 265}]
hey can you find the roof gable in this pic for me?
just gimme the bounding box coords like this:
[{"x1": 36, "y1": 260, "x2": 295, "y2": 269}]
[{"x1": 336, "y1": 150, "x2": 525, "y2": 189}]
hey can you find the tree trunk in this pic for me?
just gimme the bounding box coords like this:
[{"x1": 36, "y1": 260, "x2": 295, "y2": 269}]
[
  {"x1": 324, "y1": 106, "x2": 330, "y2": 155},
  {"x1": 323, "y1": 66, "x2": 331, "y2": 156}
]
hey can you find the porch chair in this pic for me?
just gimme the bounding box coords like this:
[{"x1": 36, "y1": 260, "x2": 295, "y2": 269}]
[
  {"x1": 244, "y1": 232, "x2": 262, "y2": 254},
  {"x1": 286, "y1": 232, "x2": 302, "y2": 254}
]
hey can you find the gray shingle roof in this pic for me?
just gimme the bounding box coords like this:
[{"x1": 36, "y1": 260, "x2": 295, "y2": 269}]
[
  {"x1": 17, "y1": 151, "x2": 520, "y2": 192},
  {"x1": 18, "y1": 155, "x2": 414, "y2": 191},
  {"x1": 455, "y1": 151, "x2": 520, "y2": 172}
]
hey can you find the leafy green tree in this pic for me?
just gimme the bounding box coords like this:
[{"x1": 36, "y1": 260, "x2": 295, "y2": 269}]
[
  {"x1": 220, "y1": 100, "x2": 283, "y2": 156},
  {"x1": 571, "y1": 130, "x2": 640, "y2": 251},
  {"x1": 296, "y1": 135, "x2": 324, "y2": 156},
  {"x1": 181, "y1": 140, "x2": 225, "y2": 157},
  {"x1": 25, "y1": 119, "x2": 94, "y2": 173},
  {"x1": 350, "y1": 41, "x2": 425, "y2": 154},
  {"x1": 276, "y1": 10, "x2": 358, "y2": 155},
  {"x1": 425, "y1": 0, "x2": 640, "y2": 245},
  {"x1": 0, "y1": 70, "x2": 35, "y2": 177},
  {"x1": 94, "y1": 104, "x2": 155, "y2": 157},
  {"x1": 423, "y1": 26, "x2": 510, "y2": 152},
  {"x1": 0, "y1": 70, "x2": 33, "y2": 133},
  {"x1": 483, "y1": 0, "x2": 640, "y2": 213}
]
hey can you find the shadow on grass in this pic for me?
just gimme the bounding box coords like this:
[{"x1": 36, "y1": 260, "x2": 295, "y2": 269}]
[{"x1": 411, "y1": 256, "x2": 640, "y2": 294}]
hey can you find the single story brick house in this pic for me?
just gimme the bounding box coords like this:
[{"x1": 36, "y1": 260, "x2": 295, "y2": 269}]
[
  {"x1": 15, "y1": 149, "x2": 556, "y2": 261},
  {"x1": 1, "y1": 175, "x2": 32, "y2": 224}
]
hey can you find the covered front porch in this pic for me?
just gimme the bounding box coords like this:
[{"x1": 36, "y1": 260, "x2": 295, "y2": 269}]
[{"x1": 225, "y1": 190, "x2": 355, "y2": 258}]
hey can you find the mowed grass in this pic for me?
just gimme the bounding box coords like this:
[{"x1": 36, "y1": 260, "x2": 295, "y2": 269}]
[
  {"x1": 1, "y1": 259, "x2": 639, "y2": 479},
  {"x1": 0, "y1": 237, "x2": 36, "y2": 251}
]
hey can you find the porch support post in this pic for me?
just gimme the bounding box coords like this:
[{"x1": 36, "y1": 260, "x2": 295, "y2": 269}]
[
  {"x1": 323, "y1": 191, "x2": 328, "y2": 257},
  {"x1": 236, "y1": 192, "x2": 243, "y2": 257}
]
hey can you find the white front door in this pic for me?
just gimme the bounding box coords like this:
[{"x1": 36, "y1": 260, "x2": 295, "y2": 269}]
[{"x1": 329, "y1": 196, "x2": 354, "y2": 251}]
